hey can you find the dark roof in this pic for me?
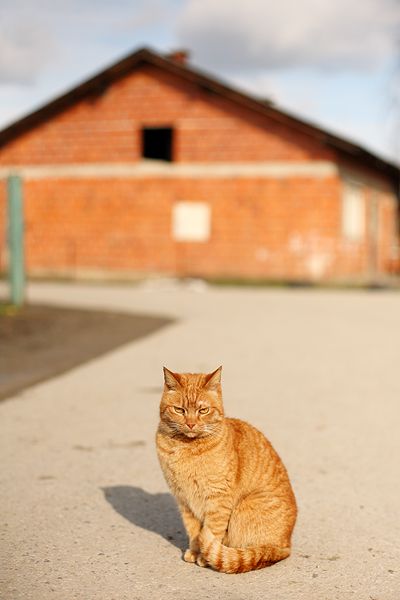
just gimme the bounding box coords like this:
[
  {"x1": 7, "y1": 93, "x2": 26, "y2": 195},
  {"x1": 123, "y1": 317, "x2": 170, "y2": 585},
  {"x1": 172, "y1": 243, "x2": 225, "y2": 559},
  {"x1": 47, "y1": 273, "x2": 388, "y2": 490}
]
[{"x1": 0, "y1": 46, "x2": 398, "y2": 182}]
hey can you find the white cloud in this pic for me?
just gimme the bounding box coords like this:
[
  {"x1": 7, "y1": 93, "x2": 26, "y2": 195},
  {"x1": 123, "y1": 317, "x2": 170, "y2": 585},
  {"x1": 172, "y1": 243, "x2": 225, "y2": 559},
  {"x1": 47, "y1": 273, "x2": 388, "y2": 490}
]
[
  {"x1": 229, "y1": 71, "x2": 320, "y2": 114},
  {"x1": 177, "y1": 0, "x2": 400, "y2": 72},
  {"x1": 0, "y1": 0, "x2": 171, "y2": 85},
  {"x1": 113, "y1": 0, "x2": 174, "y2": 32},
  {"x1": 0, "y1": 22, "x2": 56, "y2": 85}
]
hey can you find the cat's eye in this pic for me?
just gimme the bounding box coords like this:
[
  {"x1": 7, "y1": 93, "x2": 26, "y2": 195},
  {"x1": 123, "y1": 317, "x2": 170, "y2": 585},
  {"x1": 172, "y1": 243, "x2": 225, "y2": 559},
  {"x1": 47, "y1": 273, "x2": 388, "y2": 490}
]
[
  {"x1": 198, "y1": 407, "x2": 209, "y2": 414},
  {"x1": 173, "y1": 406, "x2": 185, "y2": 414}
]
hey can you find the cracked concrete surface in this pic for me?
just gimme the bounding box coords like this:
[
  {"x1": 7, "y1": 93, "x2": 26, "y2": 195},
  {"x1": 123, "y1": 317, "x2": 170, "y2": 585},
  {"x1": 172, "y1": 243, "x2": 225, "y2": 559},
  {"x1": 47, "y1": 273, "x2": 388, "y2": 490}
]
[{"x1": 1, "y1": 281, "x2": 399, "y2": 600}]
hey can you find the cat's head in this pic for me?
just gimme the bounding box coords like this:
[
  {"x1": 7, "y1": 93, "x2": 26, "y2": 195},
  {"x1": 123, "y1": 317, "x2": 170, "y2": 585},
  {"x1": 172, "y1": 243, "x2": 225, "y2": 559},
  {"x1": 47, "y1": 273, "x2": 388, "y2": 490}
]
[{"x1": 159, "y1": 367, "x2": 224, "y2": 439}]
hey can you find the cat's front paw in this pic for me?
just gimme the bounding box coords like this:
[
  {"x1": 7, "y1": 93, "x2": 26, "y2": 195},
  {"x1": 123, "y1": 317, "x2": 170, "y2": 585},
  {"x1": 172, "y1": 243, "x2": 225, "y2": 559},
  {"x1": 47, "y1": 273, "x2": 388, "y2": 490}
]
[
  {"x1": 183, "y1": 549, "x2": 198, "y2": 563},
  {"x1": 196, "y1": 554, "x2": 207, "y2": 568}
]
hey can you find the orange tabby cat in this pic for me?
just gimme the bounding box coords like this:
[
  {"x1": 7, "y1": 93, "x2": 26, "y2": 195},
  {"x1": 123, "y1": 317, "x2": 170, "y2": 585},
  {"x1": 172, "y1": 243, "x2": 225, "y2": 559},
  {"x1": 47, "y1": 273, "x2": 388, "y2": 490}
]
[{"x1": 156, "y1": 366, "x2": 297, "y2": 574}]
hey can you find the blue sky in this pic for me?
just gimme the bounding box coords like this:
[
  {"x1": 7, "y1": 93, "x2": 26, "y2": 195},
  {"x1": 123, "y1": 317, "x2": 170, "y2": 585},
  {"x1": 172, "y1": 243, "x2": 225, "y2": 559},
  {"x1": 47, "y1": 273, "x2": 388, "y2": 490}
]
[{"x1": 0, "y1": 0, "x2": 399, "y2": 162}]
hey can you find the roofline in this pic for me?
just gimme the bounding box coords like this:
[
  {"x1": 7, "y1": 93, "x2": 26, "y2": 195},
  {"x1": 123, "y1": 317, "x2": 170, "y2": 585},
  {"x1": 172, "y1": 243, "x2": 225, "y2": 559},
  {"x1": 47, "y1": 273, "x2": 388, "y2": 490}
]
[{"x1": 0, "y1": 46, "x2": 398, "y2": 182}]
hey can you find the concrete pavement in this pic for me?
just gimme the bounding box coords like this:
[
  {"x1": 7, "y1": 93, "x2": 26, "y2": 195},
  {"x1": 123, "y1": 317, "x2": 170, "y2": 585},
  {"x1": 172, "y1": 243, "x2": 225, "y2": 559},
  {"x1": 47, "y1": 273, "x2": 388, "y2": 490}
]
[{"x1": 1, "y1": 281, "x2": 400, "y2": 600}]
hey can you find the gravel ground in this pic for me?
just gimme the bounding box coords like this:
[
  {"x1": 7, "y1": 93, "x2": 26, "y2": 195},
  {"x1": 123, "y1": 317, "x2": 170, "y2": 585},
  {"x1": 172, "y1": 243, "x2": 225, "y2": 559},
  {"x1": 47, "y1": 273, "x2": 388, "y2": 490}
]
[{"x1": 1, "y1": 281, "x2": 399, "y2": 600}]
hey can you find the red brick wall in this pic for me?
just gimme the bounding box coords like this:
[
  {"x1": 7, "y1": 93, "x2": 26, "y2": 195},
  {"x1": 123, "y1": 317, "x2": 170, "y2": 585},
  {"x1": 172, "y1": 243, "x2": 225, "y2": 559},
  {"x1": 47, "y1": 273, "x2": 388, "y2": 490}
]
[
  {"x1": 0, "y1": 62, "x2": 397, "y2": 282},
  {"x1": 0, "y1": 65, "x2": 334, "y2": 165},
  {"x1": 0, "y1": 172, "x2": 395, "y2": 281},
  {"x1": 334, "y1": 177, "x2": 398, "y2": 279},
  {"x1": 376, "y1": 187, "x2": 399, "y2": 274}
]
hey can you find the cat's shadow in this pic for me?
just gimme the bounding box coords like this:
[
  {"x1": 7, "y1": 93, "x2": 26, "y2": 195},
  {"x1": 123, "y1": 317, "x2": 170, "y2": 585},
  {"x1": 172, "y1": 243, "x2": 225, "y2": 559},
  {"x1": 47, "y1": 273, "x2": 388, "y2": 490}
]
[{"x1": 102, "y1": 485, "x2": 187, "y2": 551}]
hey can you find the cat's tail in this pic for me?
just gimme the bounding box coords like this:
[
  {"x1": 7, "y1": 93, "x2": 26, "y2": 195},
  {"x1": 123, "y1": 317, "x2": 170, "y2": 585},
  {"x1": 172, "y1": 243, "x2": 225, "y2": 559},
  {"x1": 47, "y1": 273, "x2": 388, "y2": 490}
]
[{"x1": 199, "y1": 526, "x2": 291, "y2": 574}]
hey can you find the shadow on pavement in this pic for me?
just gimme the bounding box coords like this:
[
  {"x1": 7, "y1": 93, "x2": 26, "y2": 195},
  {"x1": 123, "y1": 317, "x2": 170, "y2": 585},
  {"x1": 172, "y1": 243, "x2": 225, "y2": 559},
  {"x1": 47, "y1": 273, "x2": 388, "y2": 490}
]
[
  {"x1": 102, "y1": 485, "x2": 186, "y2": 551},
  {"x1": 0, "y1": 304, "x2": 175, "y2": 402}
]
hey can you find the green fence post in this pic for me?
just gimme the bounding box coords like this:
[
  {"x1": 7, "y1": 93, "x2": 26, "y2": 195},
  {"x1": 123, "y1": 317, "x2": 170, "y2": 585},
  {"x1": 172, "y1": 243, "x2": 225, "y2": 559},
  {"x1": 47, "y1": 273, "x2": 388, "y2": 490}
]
[{"x1": 7, "y1": 175, "x2": 25, "y2": 306}]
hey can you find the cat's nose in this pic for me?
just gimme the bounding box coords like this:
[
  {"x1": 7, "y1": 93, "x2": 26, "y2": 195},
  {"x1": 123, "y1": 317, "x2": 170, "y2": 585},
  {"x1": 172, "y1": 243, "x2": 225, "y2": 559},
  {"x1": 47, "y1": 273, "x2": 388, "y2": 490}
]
[{"x1": 187, "y1": 423, "x2": 195, "y2": 429}]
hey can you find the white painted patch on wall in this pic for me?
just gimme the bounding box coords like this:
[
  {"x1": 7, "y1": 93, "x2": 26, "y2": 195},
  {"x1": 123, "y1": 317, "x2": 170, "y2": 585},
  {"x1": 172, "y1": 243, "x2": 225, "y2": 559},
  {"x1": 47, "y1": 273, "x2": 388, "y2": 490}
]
[
  {"x1": 172, "y1": 202, "x2": 211, "y2": 242},
  {"x1": 288, "y1": 234, "x2": 305, "y2": 253},
  {"x1": 255, "y1": 247, "x2": 269, "y2": 261},
  {"x1": 296, "y1": 233, "x2": 334, "y2": 279},
  {"x1": 342, "y1": 182, "x2": 365, "y2": 241},
  {"x1": 306, "y1": 253, "x2": 331, "y2": 279}
]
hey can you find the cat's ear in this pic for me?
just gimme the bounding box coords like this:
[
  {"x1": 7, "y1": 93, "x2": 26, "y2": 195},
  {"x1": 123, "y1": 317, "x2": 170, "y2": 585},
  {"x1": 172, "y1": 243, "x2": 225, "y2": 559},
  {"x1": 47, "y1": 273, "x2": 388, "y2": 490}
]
[
  {"x1": 163, "y1": 367, "x2": 182, "y2": 390},
  {"x1": 203, "y1": 366, "x2": 222, "y2": 390}
]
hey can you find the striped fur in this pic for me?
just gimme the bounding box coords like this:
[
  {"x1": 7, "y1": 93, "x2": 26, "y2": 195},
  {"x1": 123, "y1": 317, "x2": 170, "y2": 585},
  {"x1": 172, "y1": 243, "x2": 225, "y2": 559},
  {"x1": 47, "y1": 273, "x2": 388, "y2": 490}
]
[
  {"x1": 199, "y1": 526, "x2": 290, "y2": 574},
  {"x1": 156, "y1": 367, "x2": 297, "y2": 574}
]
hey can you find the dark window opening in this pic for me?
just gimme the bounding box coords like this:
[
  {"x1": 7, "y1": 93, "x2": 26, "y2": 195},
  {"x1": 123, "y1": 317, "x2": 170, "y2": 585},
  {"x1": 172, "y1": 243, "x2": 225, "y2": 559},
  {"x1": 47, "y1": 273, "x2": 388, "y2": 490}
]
[{"x1": 142, "y1": 127, "x2": 173, "y2": 161}]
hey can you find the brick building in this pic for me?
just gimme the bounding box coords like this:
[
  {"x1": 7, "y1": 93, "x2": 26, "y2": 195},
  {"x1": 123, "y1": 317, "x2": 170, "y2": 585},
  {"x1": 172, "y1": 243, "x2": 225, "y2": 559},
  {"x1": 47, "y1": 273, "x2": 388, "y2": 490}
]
[{"x1": 0, "y1": 47, "x2": 398, "y2": 282}]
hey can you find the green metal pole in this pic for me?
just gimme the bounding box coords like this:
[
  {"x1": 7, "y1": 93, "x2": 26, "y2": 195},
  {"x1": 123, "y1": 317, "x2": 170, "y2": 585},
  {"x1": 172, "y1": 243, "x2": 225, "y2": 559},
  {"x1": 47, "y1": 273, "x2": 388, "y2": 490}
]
[{"x1": 7, "y1": 175, "x2": 25, "y2": 306}]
